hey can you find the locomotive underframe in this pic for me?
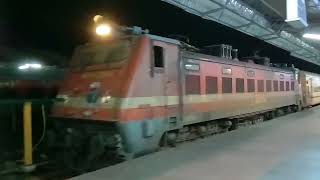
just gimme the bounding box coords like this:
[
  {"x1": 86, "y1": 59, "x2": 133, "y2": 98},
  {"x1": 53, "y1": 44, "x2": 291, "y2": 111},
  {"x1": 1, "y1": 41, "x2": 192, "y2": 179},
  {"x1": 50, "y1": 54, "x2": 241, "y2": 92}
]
[
  {"x1": 47, "y1": 119, "x2": 125, "y2": 171},
  {"x1": 164, "y1": 104, "x2": 298, "y2": 146},
  {"x1": 47, "y1": 102, "x2": 298, "y2": 172}
]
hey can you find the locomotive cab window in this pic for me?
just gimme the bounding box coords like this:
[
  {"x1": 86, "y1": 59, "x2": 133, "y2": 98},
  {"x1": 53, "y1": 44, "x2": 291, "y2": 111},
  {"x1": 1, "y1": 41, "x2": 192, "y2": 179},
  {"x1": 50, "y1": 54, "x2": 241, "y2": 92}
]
[
  {"x1": 153, "y1": 46, "x2": 164, "y2": 68},
  {"x1": 71, "y1": 39, "x2": 133, "y2": 68}
]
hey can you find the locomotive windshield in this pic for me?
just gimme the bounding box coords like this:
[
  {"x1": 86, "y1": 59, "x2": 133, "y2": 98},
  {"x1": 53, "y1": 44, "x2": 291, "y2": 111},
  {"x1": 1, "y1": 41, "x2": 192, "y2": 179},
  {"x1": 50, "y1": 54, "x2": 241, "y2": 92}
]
[{"x1": 71, "y1": 39, "x2": 133, "y2": 67}]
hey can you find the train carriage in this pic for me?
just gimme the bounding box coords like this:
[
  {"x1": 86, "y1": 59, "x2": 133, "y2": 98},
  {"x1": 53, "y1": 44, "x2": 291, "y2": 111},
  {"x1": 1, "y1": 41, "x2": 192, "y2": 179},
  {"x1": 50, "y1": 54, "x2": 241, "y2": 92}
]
[{"x1": 299, "y1": 70, "x2": 320, "y2": 107}]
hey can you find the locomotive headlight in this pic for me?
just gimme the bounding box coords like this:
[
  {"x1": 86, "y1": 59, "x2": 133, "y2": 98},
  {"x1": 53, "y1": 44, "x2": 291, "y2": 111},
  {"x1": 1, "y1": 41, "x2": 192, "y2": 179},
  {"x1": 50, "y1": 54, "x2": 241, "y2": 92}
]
[
  {"x1": 101, "y1": 95, "x2": 112, "y2": 103},
  {"x1": 93, "y1": 15, "x2": 103, "y2": 23},
  {"x1": 56, "y1": 94, "x2": 69, "y2": 103},
  {"x1": 95, "y1": 24, "x2": 112, "y2": 37}
]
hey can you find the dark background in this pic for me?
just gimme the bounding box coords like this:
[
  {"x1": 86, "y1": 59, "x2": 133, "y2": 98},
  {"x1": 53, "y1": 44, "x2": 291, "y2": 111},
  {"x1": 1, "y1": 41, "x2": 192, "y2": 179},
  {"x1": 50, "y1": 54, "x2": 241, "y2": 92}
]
[{"x1": 1, "y1": 0, "x2": 320, "y2": 72}]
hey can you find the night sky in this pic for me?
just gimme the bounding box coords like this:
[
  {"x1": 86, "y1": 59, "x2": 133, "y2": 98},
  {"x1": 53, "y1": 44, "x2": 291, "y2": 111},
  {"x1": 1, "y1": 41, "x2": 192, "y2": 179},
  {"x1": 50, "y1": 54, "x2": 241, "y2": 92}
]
[{"x1": 1, "y1": 0, "x2": 320, "y2": 72}]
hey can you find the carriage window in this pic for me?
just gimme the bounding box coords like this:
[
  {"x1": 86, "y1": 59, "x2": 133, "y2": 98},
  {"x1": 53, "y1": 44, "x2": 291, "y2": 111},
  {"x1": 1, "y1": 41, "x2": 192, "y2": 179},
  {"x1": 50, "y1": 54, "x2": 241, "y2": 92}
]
[
  {"x1": 280, "y1": 81, "x2": 284, "y2": 91},
  {"x1": 273, "y1": 81, "x2": 279, "y2": 91},
  {"x1": 286, "y1": 81, "x2": 290, "y2": 91},
  {"x1": 258, "y1": 80, "x2": 264, "y2": 92},
  {"x1": 153, "y1": 46, "x2": 164, "y2": 68},
  {"x1": 222, "y1": 77, "x2": 232, "y2": 93},
  {"x1": 236, "y1": 78, "x2": 244, "y2": 93},
  {"x1": 247, "y1": 79, "x2": 255, "y2": 92},
  {"x1": 186, "y1": 75, "x2": 200, "y2": 95},
  {"x1": 291, "y1": 81, "x2": 295, "y2": 91},
  {"x1": 206, "y1": 76, "x2": 218, "y2": 94},
  {"x1": 266, "y1": 80, "x2": 272, "y2": 92}
]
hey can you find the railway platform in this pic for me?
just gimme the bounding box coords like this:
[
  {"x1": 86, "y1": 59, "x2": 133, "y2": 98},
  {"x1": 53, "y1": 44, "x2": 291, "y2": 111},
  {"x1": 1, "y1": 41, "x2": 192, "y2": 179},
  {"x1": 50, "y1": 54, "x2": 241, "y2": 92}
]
[{"x1": 72, "y1": 106, "x2": 320, "y2": 180}]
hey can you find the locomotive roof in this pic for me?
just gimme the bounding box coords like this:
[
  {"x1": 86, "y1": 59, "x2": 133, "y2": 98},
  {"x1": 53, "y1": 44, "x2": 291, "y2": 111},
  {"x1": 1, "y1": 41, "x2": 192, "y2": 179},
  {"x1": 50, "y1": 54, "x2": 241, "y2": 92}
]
[
  {"x1": 182, "y1": 51, "x2": 294, "y2": 74},
  {"x1": 147, "y1": 34, "x2": 294, "y2": 74},
  {"x1": 147, "y1": 34, "x2": 181, "y2": 45},
  {"x1": 300, "y1": 70, "x2": 320, "y2": 78}
]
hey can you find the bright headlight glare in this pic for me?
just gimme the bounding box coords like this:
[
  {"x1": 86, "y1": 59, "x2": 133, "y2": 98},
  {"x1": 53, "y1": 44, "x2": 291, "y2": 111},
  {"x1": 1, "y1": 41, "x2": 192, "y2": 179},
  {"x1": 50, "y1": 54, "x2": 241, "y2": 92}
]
[
  {"x1": 96, "y1": 24, "x2": 112, "y2": 36},
  {"x1": 93, "y1": 15, "x2": 103, "y2": 23}
]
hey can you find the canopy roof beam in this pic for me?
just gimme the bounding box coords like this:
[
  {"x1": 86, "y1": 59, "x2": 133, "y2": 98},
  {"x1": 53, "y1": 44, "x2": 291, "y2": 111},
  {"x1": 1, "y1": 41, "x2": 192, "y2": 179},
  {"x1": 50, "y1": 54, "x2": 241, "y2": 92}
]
[{"x1": 162, "y1": 0, "x2": 320, "y2": 65}]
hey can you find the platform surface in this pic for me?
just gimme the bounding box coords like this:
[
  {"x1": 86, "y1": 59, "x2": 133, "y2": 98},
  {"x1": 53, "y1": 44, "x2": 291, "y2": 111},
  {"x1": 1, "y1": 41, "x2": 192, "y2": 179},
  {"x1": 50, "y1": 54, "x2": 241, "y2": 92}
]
[{"x1": 72, "y1": 107, "x2": 320, "y2": 180}]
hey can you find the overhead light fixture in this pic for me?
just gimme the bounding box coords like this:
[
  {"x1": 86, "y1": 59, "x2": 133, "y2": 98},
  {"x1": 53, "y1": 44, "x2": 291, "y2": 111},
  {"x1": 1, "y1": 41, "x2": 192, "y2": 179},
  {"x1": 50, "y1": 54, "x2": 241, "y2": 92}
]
[
  {"x1": 303, "y1": 33, "x2": 320, "y2": 40},
  {"x1": 18, "y1": 63, "x2": 43, "y2": 70}
]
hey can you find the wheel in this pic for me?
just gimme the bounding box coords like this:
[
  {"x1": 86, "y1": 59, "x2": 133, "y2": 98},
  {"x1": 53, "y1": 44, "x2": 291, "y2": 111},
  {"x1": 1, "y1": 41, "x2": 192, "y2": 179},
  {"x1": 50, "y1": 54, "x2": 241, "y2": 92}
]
[
  {"x1": 229, "y1": 119, "x2": 239, "y2": 131},
  {"x1": 270, "y1": 111, "x2": 276, "y2": 119},
  {"x1": 276, "y1": 109, "x2": 284, "y2": 116},
  {"x1": 123, "y1": 153, "x2": 135, "y2": 161},
  {"x1": 264, "y1": 112, "x2": 272, "y2": 121},
  {"x1": 258, "y1": 115, "x2": 264, "y2": 122},
  {"x1": 167, "y1": 132, "x2": 178, "y2": 147},
  {"x1": 298, "y1": 102, "x2": 303, "y2": 111}
]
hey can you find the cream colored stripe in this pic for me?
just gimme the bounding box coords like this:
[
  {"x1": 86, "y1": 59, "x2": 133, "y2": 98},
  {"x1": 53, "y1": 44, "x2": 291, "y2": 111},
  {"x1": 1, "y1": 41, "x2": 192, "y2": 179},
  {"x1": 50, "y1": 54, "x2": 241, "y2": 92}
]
[
  {"x1": 55, "y1": 92, "x2": 297, "y2": 109},
  {"x1": 121, "y1": 96, "x2": 179, "y2": 108}
]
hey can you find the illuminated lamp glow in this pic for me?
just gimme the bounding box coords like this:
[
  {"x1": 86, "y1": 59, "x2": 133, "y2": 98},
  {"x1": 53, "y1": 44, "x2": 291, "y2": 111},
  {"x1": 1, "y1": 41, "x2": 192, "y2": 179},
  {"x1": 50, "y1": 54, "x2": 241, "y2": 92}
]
[
  {"x1": 93, "y1": 15, "x2": 103, "y2": 23},
  {"x1": 18, "y1": 64, "x2": 29, "y2": 70},
  {"x1": 18, "y1": 63, "x2": 42, "y2": 70},
  {"x1": 95, "y1": 24, "x2": 112, "y2": 36},
  {"x1": 303, "y1": 33, "x2": 320, "y2": 40}
]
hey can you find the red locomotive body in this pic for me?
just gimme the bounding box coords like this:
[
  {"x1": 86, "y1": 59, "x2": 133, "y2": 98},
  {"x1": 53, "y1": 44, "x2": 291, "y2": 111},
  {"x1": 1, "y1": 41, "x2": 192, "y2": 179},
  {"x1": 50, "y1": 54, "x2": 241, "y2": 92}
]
[{"x1": 50, "y1": 32, "x2": 300, "y2": 169}]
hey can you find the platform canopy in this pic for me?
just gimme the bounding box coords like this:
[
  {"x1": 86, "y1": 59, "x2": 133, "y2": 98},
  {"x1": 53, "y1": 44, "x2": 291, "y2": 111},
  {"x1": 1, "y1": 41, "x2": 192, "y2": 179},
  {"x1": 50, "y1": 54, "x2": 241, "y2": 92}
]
[{"x1": 162, "y1": 0, "x2": 320, "y2": 65}]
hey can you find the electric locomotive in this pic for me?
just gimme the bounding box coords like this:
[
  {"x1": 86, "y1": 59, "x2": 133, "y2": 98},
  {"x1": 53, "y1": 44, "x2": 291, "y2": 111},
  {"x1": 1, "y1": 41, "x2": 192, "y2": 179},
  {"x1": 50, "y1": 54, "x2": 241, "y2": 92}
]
[{"x1": 49, "y1": 16, "x2": 302, "y2": 170}]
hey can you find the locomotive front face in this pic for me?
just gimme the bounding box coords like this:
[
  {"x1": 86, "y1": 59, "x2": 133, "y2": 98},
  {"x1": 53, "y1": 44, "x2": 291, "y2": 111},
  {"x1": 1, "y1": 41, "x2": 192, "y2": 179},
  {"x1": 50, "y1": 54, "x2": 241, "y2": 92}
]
[
  {"x1": 50, "y1": 34, "x2": 179, "y2": 168},
  {"x1": 52, "y1": 37, "x2": 138, "y2": 121}
]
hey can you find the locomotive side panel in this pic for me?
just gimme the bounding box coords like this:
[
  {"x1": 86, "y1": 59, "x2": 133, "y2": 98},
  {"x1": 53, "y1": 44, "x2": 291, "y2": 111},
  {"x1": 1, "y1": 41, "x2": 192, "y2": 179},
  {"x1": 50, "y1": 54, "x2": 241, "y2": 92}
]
[
  {"x1": 266, "y1": 71, "x2": 297, "y2": 109},
  {"x1": 118, "y1": 36, "x2": 180, "y2": 155},
  {"x1": 181, "y1": 55, "x2": 297, "y2": 125}
]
